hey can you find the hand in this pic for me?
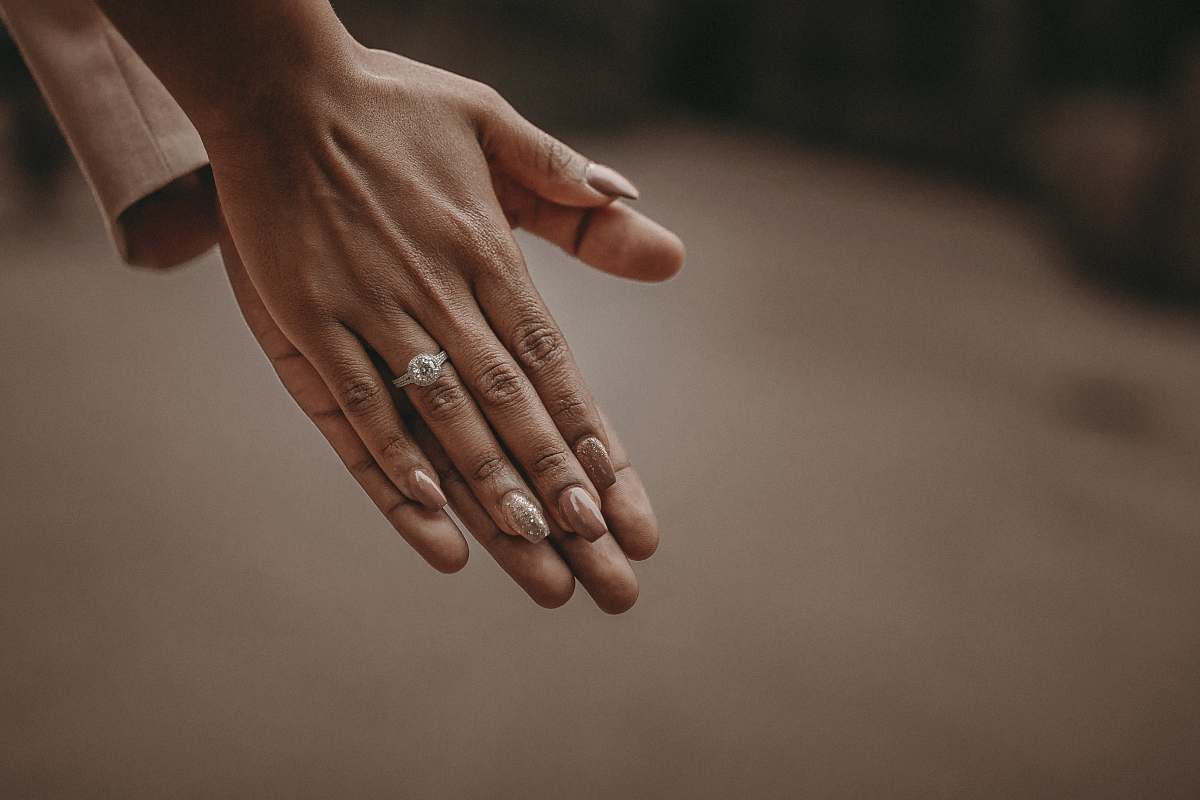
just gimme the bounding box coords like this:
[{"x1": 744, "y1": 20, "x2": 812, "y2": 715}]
[
  {"x1": 220, "y1": 211, "x2": 665, "y2": 612},
  {"x1": 206, "y1": 45, "x2": 682, "y2": 552},
  {"x1": 214, "y1": 50, "x2": 682, "y2": 610}
]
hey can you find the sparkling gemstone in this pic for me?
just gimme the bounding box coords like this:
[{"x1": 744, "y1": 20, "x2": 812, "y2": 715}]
[{"x1": 408, "y1": 353, "x2": 441, "y2": 386}]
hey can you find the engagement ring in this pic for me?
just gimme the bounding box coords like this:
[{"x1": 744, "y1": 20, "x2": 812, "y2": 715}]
[{"x1": 392, "y1": 351, "x2": 449, "y2": 388}]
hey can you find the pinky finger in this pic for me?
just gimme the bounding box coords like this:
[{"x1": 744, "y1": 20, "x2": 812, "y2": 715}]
[{"x1": 220, "y1": 229, "x2": 469, "y2": 573}]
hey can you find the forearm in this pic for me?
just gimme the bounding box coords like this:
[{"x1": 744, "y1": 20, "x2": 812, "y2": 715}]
[{"x1": 93, "y1": 0, "x2": 357, "y2": 141}]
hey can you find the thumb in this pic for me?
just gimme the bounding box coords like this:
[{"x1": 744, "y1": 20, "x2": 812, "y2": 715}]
[
  {"x1": 481, "y1": 102, "x2": 640, "y2": 206},
  {"x1": 491, "y1": 172, "x2": 684, "y2": 283}
]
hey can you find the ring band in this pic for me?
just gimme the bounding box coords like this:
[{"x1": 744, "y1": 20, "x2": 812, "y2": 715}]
[{"x1": 392, "y1": 351, "x2": 449, "y2": 388}]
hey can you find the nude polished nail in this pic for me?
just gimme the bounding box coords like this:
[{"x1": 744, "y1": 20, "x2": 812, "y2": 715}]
[
  {"x1": 501, "y1": 491, "x2": 550, "y2": 542},
  {"x1": 574, "y1": 436, "x2": 616, "y2": 490},
  {"x1": 559, "y1": 486, "x2": 607, "y2": 542},
  {"x1": 410, "y1": 468, "x2": 447, "y2": 510},
  {"x1": 585, "y1": 162, "x2": 640, "y2": 200}
]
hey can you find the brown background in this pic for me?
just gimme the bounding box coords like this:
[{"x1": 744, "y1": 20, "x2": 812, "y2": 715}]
[
  {"x1": 5, "y1": 1, "x2": 1200, "y2": 796},
  {"x1": 3, "y1": 126, "x2": 1200, "y2": 797}
]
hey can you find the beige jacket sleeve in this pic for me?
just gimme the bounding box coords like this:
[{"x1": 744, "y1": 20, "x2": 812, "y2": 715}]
[{"x1": 0, "y1": 0, "x2": 208, "y2": 263}]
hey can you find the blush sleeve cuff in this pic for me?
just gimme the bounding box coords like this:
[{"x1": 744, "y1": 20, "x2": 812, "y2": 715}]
[{"x1": 1, "y1": 0, "x2": 210, "y2": 266}]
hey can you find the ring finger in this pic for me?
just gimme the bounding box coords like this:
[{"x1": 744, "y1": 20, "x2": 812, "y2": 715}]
[
  {"x1": 292, "y1": 321, "x2": 448, "y2": 511},
  {"x1": 405, "y1": 299, "x2": 610, "y2": 542},
  {"x1": 359, "y1": 309, "x2": 559, "y2": 543}
]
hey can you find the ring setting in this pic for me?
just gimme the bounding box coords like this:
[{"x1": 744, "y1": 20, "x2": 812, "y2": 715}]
[{"x1": 393, "y1": 351, "x2": 449, "y2": 388}]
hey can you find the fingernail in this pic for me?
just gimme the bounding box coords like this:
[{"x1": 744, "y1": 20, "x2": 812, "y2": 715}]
[
  {"x1": 585, "y1": 162, "x2": 640, "y2": 200},
  {"x1": 574, "y1": 436, "x2": 616, "y2": 490},
  {"x1": 410, "y1": 468, "x2": 447, "y2": 510},
  {"x1": 559, "y1": 486, "x2": 607, "y2": 542},
  {"x1": 501, "y1": 491, "x2": 550, "y2": 542}
]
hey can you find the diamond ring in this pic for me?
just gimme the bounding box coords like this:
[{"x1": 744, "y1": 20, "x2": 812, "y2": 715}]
[{"x1": 392, "y1": 351, "x2": 449, "y2": 388}]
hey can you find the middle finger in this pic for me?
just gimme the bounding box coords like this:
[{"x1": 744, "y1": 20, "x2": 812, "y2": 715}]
[{"x1": 401, "y1": 294, "x2": 609, "y2": 542}]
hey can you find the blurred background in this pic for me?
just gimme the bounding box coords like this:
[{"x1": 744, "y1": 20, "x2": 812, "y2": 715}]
[{"x1": 4, "y1": 2, "x2": 1200, "y2": 797}]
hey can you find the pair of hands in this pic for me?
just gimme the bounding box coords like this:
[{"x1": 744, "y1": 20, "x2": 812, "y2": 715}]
[{"x1": 210, "y1": 47, "x2": 683, "y2": 611}]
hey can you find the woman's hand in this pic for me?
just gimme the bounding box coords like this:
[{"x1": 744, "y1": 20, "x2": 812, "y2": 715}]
[
  {"x1": 90, "y1": 1, "x2": 683, "y2": 607},
  {"x1": 218, "y1": 175, "x2": 669, "y2": 610},
  {"x1": 205, "y1": 45, "x2": 681, "y2": 545}
]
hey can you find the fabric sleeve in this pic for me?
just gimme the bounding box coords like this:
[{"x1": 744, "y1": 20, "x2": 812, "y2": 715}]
[{"x1": 0, "y1": 0, "x2": 209, "y2": 263}]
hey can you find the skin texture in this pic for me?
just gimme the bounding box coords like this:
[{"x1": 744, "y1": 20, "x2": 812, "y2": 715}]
[{"x1": 92, "y1": 3, "x2": 684, "y2": 610}]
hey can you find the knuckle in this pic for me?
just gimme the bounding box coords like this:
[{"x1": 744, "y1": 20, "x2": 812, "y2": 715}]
[
  {"x1": 463, "y1": 78, "x2": 504, "y2": 114},
  {"x1": 530, "y1": 448, "x2": 570, "y2": 478},
  {"x1": 403, "y1": 257, "x2": 468, "y2": 311},
  {"x1": 347, "y1": 455, "x2": 379, "y2": 480},
  {"x1": 476, "y1": 360, "x2": 526, "y2": 408},
  {"x1": 477, "y1": 82, "x2": 505, "y2": 112},
  {"x1": 511, "y1": 318, "x2": 566, "y2": 373},
  {"x1": 450, "y1": 212, "x2": 519, "y2": 280},
  {"x1": 380, "y1": 434, "x2": 411, "y2": 460},
  {"x1": 549, "y1": 392, "x2": 590, "y2": 426},
  {"x1": 416, "y1": 374, "x2": 470, "y2": 423},
  {"x1": 538, "y1": 129, "x2": 574, "y2": 176},
  {"x1": 337, "y1": 373, "x2": 383, "y2": 418},
  {"x1": 356, "y1": 277, "x2": 427, "y2": 323},
  {"x1": 279, "y1": 268, "x2": 329, "y2": 309},
  {"x1": 383, "y1": 496, "x2": 411, "y2": 521},
  {"x1": 470, "y1": 454, "x2": 506, "y2": 482}
]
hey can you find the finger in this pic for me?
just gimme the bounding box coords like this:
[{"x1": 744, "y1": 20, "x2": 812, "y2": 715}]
[
  {"x1": 484, "y1": 175, "x2": 666, "y2": 558},
  {"x1": 552, "y1": 537, "x2": 639, "y2": 614},
  {"x1": 400, "y1": 391, "x2": 577, "y2": 608},
  {"x1": 550, "y1": 525, "x2": 640, "y2": 614},
  {"x1": 402, "y1": 382, "x2": 636, "y2": 613},
  {"x1": 478, "y1": 98, "x2": 640, "y2": 205},
  {"x1": 219, "y1": 233, "x2": 469, "y2": 573},
  {"x1": 358, "y1": 308, "x2": 565, "y2": 543},
  {"x1": 493, "y1": 172, "x2": 685, "y2": 282},
  {"x1": 391, "y1": 295, "x2": 610, "y2": 543},
  {"x1": 595, "y1": 411, "x2": 659, "y2": 561},
  {"x1": 471, "y1": 262, "x2": 619, "y2": 499},
  {"x1": 294, "y1": 320, "x2": 451, "y2": 512}
]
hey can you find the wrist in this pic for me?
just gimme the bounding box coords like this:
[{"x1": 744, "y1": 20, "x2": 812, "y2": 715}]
[
  {"x1": 95, "y1": 0, "x2": 364, "y2": 146},
  {"x1": 190, "y1": 26, "x2": 364, "y2": 148}
]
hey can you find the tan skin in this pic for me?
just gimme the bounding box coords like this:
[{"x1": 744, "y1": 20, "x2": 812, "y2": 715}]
[{"x1": 97, "y1": 3, "x2": 684, "y2": 610}]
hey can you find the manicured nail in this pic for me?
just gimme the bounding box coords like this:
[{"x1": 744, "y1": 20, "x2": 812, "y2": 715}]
[
  {"x1": 585, "y1": 162, "x2": 640, "y2": 200},
  {"x1": 410, "y1": 468, "x2": 447, "y2": 510},
  {"x1": 559, "y1": 486, "x2": 608, "y2": 542},
  {"x1": 501, "y1": 491, "x2": 550, "y2": 542},
  {"x1": 574, "y1": 436, "x2": 616, "y2": 490}
]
